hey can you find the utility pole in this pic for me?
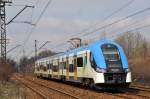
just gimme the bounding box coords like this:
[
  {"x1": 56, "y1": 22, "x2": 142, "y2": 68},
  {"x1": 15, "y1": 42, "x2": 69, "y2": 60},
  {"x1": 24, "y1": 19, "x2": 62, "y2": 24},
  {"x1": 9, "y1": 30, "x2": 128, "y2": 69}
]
[
  {"x1": 0, "y1": 0, "x2": 12, "y2": 63},
  {"x1": 34, "y1": 40, "x2": 51, "y2": 60},
  {"x1": 35, "y1": 40, "x2": 37, "y2": 62},
  {"x1": 0, "y1": 1, "x2": 34, "y2": 63}
]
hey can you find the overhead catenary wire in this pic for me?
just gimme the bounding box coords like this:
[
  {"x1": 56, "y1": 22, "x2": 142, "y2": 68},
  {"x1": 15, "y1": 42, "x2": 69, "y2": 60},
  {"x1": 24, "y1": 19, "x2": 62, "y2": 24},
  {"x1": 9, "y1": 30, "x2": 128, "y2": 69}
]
[
  {"x1": 25, "y1": 1, "x2": 150, "y2": 58},
  {"x1": 110, "y1": 24, "x2": 150, "y2": 39},
  {"x1": 107, "y1": 16, "x2": 150, "y2": 38},
  {"x1": 82, "y1": 7, "x2": 150, "y2": 36},
  {"x1": 71, "y1": 0, "x2": 135, "y2": 37},
  {"x1": 37, "y1": 0, "x2": 137, "y2": 50},
  {"x1": 25, "y1": 0, "x2": 134, "y2": 57},
  {"x1": 23, "y1": 0, "x2": 52, "y2": 47},
  {"x1": 21, "y1": 0, "x2": 52, "y2": 58},
  {"x1": 48, "y1": 0, "x2": 135, "y2": 45},
  {"x1": 50, "y1": 23, "x2": 150, "y2": 53}
]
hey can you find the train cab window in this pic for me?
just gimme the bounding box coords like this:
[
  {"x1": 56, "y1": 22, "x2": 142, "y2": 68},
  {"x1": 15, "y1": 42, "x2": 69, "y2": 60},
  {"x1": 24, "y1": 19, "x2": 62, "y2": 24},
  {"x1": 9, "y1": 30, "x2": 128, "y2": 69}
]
[
  {"x1": 101, "y1": 44, "x2": 122, "y2": 68},
  {"x1": 84, "y1": 56, "x2": 87, "y2": 66},
  {"x1": 90, "y1": 53, "x2": 97, "y2": 69},
  {"x1": 77, "y1": 57, "x2": 83, "y2": 67}
]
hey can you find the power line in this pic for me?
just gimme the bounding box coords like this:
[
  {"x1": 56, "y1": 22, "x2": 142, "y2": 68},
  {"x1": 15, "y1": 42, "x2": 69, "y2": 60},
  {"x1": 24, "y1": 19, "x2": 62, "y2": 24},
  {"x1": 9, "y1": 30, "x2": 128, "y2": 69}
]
[
  {"x1": 110, "y1": 24, "x2": 150, "y2": 39},
  {"x1": 38, "y1": 0, "x2": 136, "y2": 51},
  {"x1": 23, "y1": 0, "x2": 52, "y2": 47},
  {"x1": 25, "y1": 1, "x2": 150, "y2": 57},
  {"x1": 72, "y1": 0, "x2": 135, "y2": 37},
  {"x1": 107, "y1": 16, "x2": 150, "y2": 38},
  {"x1": 82, "y1": 7, "x2": 150, "y2": 36},
  {"x1": 25, "y1": 0, "x2": 134, "y2": 57},
  {"x1": 50, "y1": 0, "x2": 135, "y2": 45},
  {"x1": 31, "y1": 6, "x2": 150, "y2": 56},
  {"x1": 26, "y1": 23, "x2": 150, "y2": 58},
  {"x1": 53, "y1": 23, "x2": 150, "y2": 52}
]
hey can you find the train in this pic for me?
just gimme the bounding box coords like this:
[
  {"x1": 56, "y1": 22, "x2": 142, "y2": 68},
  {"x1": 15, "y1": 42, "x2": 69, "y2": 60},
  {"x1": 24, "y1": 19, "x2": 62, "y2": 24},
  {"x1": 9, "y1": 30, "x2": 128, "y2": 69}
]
[{"x1": 34, "y1": 39, "x2": 132, "y2": 89}]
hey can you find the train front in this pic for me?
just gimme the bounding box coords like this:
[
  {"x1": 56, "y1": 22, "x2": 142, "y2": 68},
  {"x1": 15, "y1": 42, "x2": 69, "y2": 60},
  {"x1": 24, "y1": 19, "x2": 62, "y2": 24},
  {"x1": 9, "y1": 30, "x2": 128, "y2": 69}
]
[{"x1": 90, "y1": 40, "x2": 132, "y2": 88}]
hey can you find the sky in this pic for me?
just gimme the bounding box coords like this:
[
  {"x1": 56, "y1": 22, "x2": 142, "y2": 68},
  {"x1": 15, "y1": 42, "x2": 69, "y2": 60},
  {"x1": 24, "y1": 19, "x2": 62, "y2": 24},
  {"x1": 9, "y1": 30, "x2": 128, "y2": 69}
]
[{"x1": 4, "y1": 0, "x2": 150, "y2": 61}]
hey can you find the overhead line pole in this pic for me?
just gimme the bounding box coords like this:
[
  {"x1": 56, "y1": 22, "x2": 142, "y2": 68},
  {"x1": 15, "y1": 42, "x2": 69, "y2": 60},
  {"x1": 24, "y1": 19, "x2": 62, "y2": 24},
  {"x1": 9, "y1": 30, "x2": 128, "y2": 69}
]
[
  {"x1": 0, "y1": 0, "x2": 34, "y2": 63},
  {"x1": 34, "y1": 40, "x2": 51, "y2": 61},
  {"x1": 35, "y1": 40, "x2": 37, "y2": 62},
  {"x1": 0, "y1": 0, "x2": 12, "y2": 63}
]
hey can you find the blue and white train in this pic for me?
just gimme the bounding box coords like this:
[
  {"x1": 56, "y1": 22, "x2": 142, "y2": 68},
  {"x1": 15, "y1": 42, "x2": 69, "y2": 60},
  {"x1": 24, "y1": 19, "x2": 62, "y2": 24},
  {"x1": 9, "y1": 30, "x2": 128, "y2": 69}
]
[{"x1": 34, "y1": 39, "x2": 131, "y2": 89}]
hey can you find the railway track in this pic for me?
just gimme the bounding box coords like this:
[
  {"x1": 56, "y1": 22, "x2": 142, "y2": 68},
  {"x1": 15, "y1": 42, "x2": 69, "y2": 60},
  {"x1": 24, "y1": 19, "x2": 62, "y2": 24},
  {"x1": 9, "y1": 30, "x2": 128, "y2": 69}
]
[
  {"x1": 14, "y1": 74, "x2": 81, "y2": 99},
  {"x1": 13, "y1": 74, "x2": 150, "y2": 99},
  {"x1": 130, "y1": 85, "x2": 150, "y2": 92},
  {"x1": 114, "y1": 86, "x2": 150, "y2": 99},
  {"x1": 30, "y1": 77, "x2": 150, "y2": 99},
  {"x1": 14, "y1": 74, "x2": 124, "y2": 99},
  {"x1": 99, "y1": 88, "x2": 150, "y2": 99}
]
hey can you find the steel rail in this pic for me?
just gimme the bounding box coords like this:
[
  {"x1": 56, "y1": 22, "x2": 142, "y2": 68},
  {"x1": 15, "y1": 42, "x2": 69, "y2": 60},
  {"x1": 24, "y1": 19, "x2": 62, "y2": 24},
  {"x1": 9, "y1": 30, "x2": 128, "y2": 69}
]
[
  {"x1": 27, "y1": 78, "x2": 81, "y2": 99},
  {"x1": 14, "y1": 75, "x2": 49, "y2": 99},
  {"x1": 17, "y1": 75, "x2": 81, "y2": 99},
  {"x1": 130, "y1": 85, "x2": 150, "y2": 92}
]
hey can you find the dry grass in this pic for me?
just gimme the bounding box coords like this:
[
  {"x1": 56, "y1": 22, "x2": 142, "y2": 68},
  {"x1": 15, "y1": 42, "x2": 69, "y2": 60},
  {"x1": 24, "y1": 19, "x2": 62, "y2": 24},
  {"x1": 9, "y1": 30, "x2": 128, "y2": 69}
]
[
  {"x1": 0, "y1": 81, "x2": 27, "y2": 99},
  {"x1": 129, "y1": 57, "x2": 150, "y2": 84}
]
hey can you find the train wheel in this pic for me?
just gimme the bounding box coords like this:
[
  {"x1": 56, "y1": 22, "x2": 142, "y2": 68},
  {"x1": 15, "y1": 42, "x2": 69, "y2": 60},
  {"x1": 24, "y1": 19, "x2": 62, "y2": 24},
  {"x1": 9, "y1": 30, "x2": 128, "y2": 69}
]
[
  {"x1": 90, "y1": 79, "x2": 95, "y2": 89},
  {"x1": 85, "y1": 79, "x2": 90, "y2": 86}
]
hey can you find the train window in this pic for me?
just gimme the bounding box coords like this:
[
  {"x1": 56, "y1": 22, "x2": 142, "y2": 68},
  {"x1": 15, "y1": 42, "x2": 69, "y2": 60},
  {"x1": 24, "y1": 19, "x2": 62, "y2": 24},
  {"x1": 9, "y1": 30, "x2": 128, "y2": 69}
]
[
  {"x1": 43, "y1": 66, "x2": 47, "y2": 71},
  {"x1": 47, "y1": 63, "x2": 49, "y2": 69},
  {"x1": 101, "y1": 44, "x2": 122, "y2": 68},
  {"x1": 90, "y1": 53, "x2": 97, "y2": 69},
  {"x1": 40, "y1": 65, "x2": 43, "y2": 69},
  {"x1": 63, "y1": 62, "x2": 66, "y2": 69},
  {"x1": 84, "y1": 56, "x2": 87, "y2": 66},
  {"x1": 37, "y1": 66, "x2": 40, "y2": 71},
  {"x1": 74, "y1": 58, "x2": 77, "y2": 65},
  {"x1": 49, "y1": 63, "x2": 52, "y2": 69},
  {"x1": 69, "y1": 64, "x2": 74, "y2": 72},
  {"x1": 77, "y1": 57, "x2": 83, "y2": 67},
  {"x1": 53, "y1": 65, "x2": 58, "y2": 72},
  {"x1": 59, "y1": 62, "x2": 63, "y2": 69}
]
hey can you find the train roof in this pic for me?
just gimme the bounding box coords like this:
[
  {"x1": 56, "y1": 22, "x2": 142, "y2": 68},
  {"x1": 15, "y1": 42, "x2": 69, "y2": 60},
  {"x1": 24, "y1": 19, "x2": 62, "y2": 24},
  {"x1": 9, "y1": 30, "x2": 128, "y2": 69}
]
[
  {"x1": 36, "y1": 39, "x2": 128, "y2": 69},
  {"x1": 36, "y1": 39, "x2": 120, "y2": 60}
]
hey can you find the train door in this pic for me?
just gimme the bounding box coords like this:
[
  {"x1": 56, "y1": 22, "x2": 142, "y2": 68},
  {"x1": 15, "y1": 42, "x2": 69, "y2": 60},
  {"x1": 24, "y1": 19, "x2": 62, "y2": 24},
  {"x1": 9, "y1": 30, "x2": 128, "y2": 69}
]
[
  {"x1": 52, "y1": 58, "x2": 59, "y2": 79},
  {"x1": 57, "y1": 59, "x2": 60, "y2": 79},
  {"x1": 69, "y1": 55, "x2": 74, "y2": 80},
  {"x1": 62, "y1": 56, "x2": 66, "y2": 80},
  {"x1": 46, "y1": 60, "x2": 49, "y2": 77},
  {"x1": 66, "y1": 57, "x2": 69, "y2": 80},
  {"x1": 49, "y1": 59, "x2": 52, "y2": 78},
  {"x1": 77, "y1": 54, "x2": 84, "y2": 79},
  {"x1": 74, "y1": 55, "x2": 77, "y2": 80},
  {"x1": 61, "y1": 59, "x2": 63, "y2": 79},
  {"x1": 59, "y1": 57, "x2": 63, "y2": 80},
  {"x1": 51, "y1": 59, "x2": 53, "y2": 78}
]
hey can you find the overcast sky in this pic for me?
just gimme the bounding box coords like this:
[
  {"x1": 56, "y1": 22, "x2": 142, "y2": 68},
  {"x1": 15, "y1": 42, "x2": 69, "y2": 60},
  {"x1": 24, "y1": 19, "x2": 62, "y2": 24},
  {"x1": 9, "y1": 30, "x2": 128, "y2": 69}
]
[{"x1": 5, "y1": 0, "x2": 150, "y2": 61}]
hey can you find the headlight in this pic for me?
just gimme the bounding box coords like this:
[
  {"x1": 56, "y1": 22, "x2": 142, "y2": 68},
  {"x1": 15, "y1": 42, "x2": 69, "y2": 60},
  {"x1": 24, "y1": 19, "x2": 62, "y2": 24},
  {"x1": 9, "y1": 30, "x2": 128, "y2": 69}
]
[
  {"x1": 124, "y1": 68, "x2": 130, "y2": 72},
  {"x1": 96, "y1": 68, "x2": 106, "y2": 73}
]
